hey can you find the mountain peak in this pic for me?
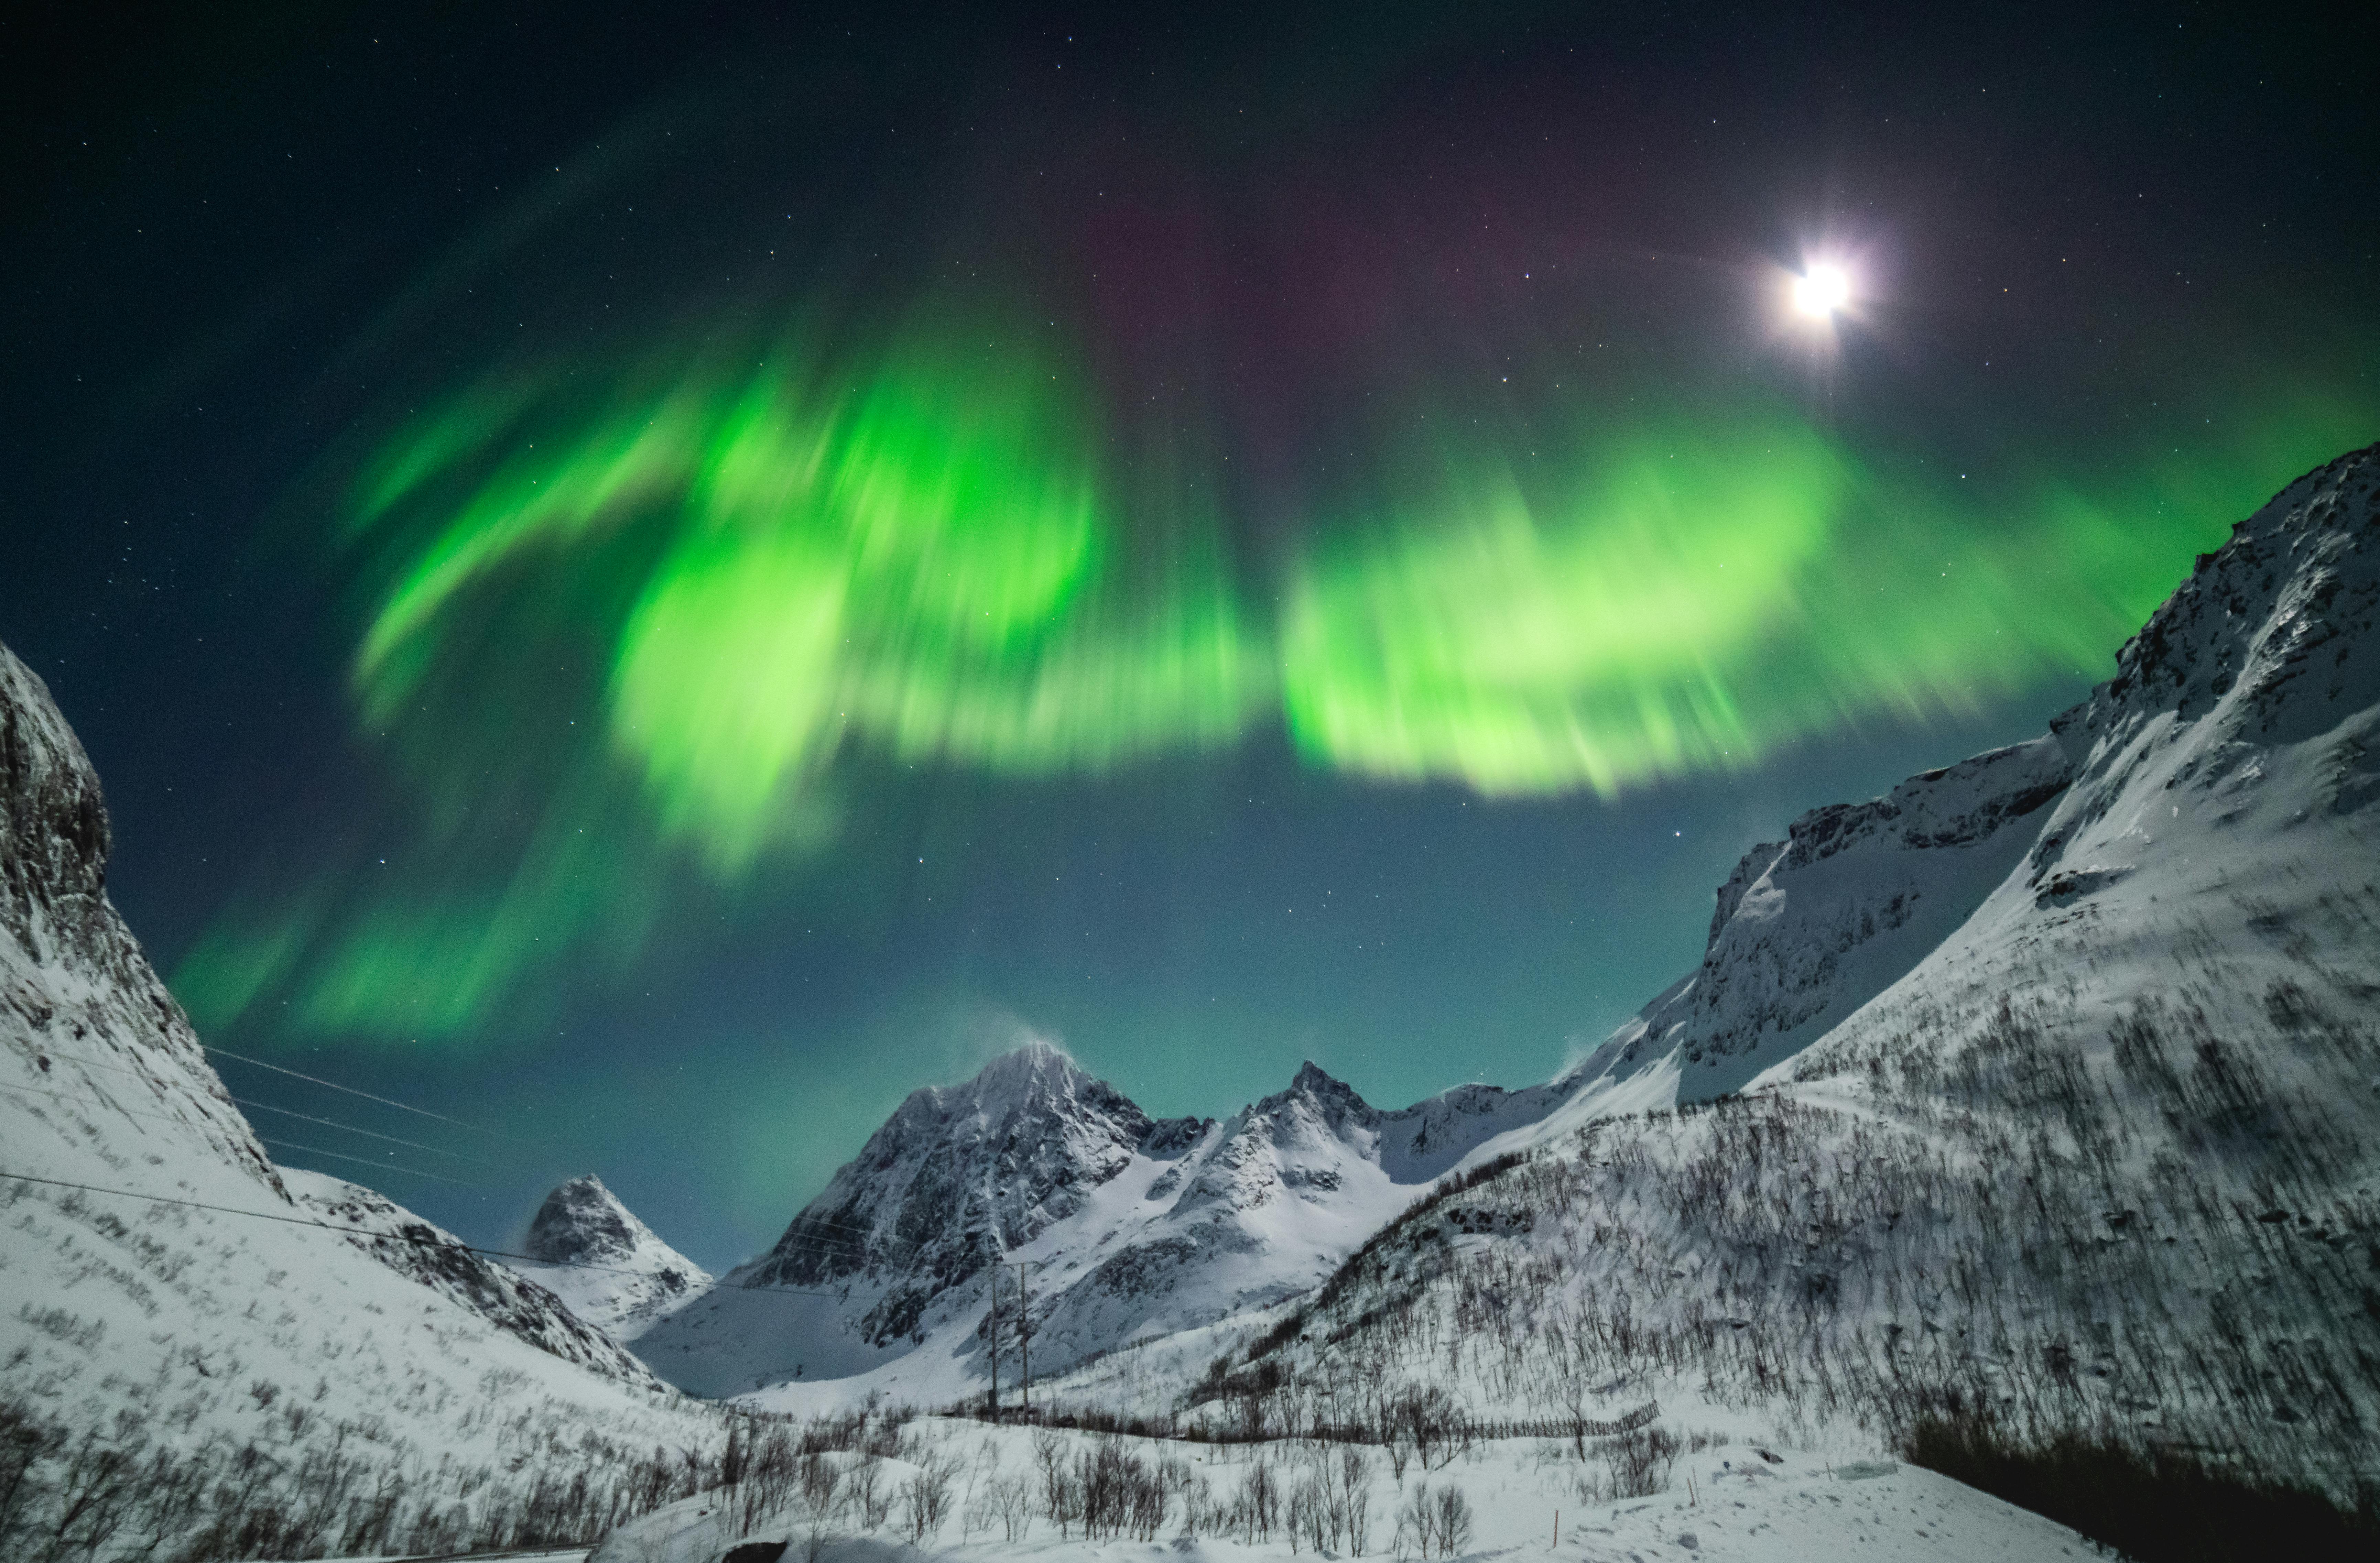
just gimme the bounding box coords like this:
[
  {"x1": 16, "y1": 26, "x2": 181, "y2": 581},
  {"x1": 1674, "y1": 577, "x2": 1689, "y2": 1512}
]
[
  {"x1": 525, "y1": 1174, "x2": 640, "y2": 1265},
  {"x1": 513, "y1": 1175, "x2": 709, "y2": 1341},
  {"x1": 1283, "y1": 1059, "x2": 1367, "y2": 1107},
  {"x1": 959, "y1": 1038, "x2": 1089, "y2": 1098},
  {"x1": 743, "y1": 1041, "x2": 1155, "y2": 1334}
]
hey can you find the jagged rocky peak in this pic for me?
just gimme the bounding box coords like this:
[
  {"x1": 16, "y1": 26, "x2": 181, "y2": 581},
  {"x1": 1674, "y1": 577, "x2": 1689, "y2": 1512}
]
[
  {"x1": 1284, "y1": 1058, "x2": 1371, "y2": 1110},
  {"x1": 2079, "y1": 441, "x2": 2380, "y2": 745},
  {"x1": 0, "y1": 644, "x2": 111, "y2": 961},
  {"x1": 286, "y1": 1170, "x2": 665, "y2": 1387},
  {"x1": 511, "y1": 1174, "x2": 710, "y2": 1342},
  {"x1": 748, "y1": 1042, "x2": 1200, "y2": 1341},
  {"x1": 529, "y1": 1174, "x2": 660, "y2": 1264}
]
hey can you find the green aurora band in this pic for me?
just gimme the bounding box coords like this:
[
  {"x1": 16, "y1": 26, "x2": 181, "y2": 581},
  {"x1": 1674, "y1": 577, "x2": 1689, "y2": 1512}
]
[{"x1": 172, "y1": 303, "x2": 2379, "y2": 1043}]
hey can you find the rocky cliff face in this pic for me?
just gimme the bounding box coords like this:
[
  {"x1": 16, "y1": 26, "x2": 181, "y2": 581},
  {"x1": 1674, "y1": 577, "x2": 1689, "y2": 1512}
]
[
  {"x1": 1794, "y1": 439, "x2": 2380, "y2": 1074},
  {"x1": 0, "y1": 645, "x2": 282, "y2": 1198},
  {"x1": 1, "y1": 641, "x2": 698, "y2": 1475},
  {"x1": 1563, "y1": 443, "x2": 2380, "y2": 1111}
]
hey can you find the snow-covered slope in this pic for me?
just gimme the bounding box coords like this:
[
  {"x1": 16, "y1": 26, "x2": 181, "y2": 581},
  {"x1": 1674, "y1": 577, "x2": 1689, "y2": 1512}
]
[
  {"x1": 1204, "y1": 443, "x2": 2380, "y2": 1500},
  {"x1": 283, "y1": 1168, "x2": 668, "y2": 1381},
  {"x1": 509, "y1": 1174, "x2": 711, "y2": 1340},
  {"x1": 592, "y1": 1414, "x2": 2100, "y2": 1563},
  {"x1": 636, "y1": 1043, "x2": 1579, "y2": 1407},
  {"x1": 1564, "y1": 736, "x2": 2072, "y2": 1101},
  {"x1": 1550, "y1": 442, "x2": 2380, "y2": 1120},
  {"x1": 1789, "y1": 439, "x2": 2380, "y2": 1082},
  {"x1": 0, "y1": 640, "x2": 722, "y2": 1550}
]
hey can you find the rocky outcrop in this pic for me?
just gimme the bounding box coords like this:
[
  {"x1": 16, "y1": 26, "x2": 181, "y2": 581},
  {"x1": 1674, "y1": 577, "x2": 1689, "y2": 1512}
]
[{"x1": 0, "y1": 644, "x2": 282, "y2": 1194}]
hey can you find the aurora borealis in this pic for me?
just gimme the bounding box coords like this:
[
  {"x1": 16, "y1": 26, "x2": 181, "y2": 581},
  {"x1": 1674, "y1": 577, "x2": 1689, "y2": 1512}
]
[{"x1": 7, "y1": 2, "x2": 2375, "y2": 1264}]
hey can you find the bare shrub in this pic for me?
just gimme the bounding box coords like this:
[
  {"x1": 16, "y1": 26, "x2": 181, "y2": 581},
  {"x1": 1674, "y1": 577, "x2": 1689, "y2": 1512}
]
[
  {"x1": 899, "y1": 1449, "x2": 957, "y2": 1542},
  {"x1": 1394, "y1": 1479, "x2": 1471, "y2": 1559}
]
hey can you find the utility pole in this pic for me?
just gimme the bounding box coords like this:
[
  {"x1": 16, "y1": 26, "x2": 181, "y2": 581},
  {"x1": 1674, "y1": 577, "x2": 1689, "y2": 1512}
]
[
  {"x1": 985, "y1": 1265, "x2": 1001, "y2": 1425},
  {"x1": 1010, "y1": 1260, "x2": 1043, "y2": 1420}
]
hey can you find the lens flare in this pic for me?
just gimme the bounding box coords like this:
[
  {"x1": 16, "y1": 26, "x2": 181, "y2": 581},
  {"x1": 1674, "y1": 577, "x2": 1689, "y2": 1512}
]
[{"x1": 1792, "y1": 262, "x2": 1851, "y2": 319}]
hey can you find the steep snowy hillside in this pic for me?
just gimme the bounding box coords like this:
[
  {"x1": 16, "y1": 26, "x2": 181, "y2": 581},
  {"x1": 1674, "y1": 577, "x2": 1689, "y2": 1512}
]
[
  {"x1": 285, "y1": 1169, "x2": 667, "y2": 1380},
  {"x1": 636, "y1": 1044, "x2": 1577, "y2": 1406},
  {"x1": 0, "y1": 640, "x2": 723, "y2": 1553},
  {"x1": 1203, "y1": 444, "x2": 2380, "y2": 1501},
  {"x1": 1565, "y1": 735, "x2": 2072, "y2": 1101},
  {"x1": 510, "y1": 1173, "x2": 711, "y2": 1340}
]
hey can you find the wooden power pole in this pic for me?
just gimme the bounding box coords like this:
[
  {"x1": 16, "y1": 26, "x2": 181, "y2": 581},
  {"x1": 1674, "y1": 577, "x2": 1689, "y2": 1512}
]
[
  {"x1": 1010, "y1": 1260, "x2": 1043, "y2": 1419},
  {"x1": 985, "y1": 1266, "x2": 1001, "y2": 1425}
]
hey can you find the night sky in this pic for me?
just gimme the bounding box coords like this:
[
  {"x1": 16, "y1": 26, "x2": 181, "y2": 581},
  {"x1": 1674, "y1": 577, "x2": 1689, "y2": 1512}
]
[{"x1": 5, "y1": 2, "x2": 2374, "y2": 1270}]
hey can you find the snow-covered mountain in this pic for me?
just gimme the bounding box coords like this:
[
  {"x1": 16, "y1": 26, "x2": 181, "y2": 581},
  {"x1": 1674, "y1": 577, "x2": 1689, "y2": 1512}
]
[
  {"x1": 1555, "y1": 440, "x2": 2380, "y2": 1114},
  {"x1": 634, "y1": 1042, "x2": 1579, "y2": 1406},
  {"x1": 1195, "y1": 442, "x2": 2380, "y2": 1501},
  {"x1": 510, "y1": 1174, "x2": 711, "y2": 1340},
  {"x1": 1564, "y1": 734, "x2": 2072, "y2": 1101},
  {"x1": 0, "y1": 640, "x2": 722, "y2": 1551}
]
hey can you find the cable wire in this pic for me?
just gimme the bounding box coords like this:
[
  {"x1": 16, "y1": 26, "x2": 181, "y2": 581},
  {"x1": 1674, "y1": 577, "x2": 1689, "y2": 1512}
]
[
  {"x1": 230, "y1": 1094, "x2": 498, "y2": 1166},
  {"x1": 259, "y1": 1137, "x2": 477, "y2": 1185},
  {"x1": 26, "y1": 1046, "x2": 506, "y2": 1166},
  {"x1": 202, "y1": 1045, "x2": 536, "y2": 1146},
  {"x1": 5, "y1": 1075, "x2": 484, "y2": 1190}
]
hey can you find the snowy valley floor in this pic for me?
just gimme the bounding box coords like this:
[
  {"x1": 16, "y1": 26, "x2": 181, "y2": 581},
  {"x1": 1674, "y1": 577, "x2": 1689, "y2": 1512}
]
[{"x1": 556, "y1": 1416, "x2": 2094, "y2": 1563}]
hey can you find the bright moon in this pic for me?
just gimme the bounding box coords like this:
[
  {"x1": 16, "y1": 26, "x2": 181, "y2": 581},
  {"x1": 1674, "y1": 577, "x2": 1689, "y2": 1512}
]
[{"x1": 1792, "y1": 263, "x2": 1851, "y2": 318}]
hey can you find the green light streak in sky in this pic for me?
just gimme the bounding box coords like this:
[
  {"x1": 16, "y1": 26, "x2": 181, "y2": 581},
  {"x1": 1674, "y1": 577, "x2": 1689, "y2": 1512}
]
[
  {"x1": 170, "y1": 297, "x2": 2377, "y2": 1043},
  {"x1": 1280, "y1": 416, "x2": 1845, "y2": 794}
]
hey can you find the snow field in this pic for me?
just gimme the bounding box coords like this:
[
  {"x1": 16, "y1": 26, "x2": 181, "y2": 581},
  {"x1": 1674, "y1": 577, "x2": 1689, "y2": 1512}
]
[{"x1": 589, "y1": 1414, "x2": 2097, "y2": 1563}]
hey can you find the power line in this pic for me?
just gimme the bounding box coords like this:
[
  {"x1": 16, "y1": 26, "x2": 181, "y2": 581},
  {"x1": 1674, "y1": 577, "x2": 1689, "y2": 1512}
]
[
  {"x1": 6, "y1": 1075, "x2": 483, "y2": 1190},
  {"x1": 37, "y1": 1047, "x2": 989, "y2": 1254},
  {"x1": 259, "y1": 1137, "x2": 477, "y2": 1186},
  {"x1": 26, "y1": 1046, "x2": 505, "y2": 1167},
  {"x1": 201, "y1": 1045, "x2": 537, "y2": 1146},
  {"x1": 21, "y1": 1057, "x2": 917, "y2": 1260},
  {"x1": 230, "y1": 1094, "x2": 498, "y2": 1166}
]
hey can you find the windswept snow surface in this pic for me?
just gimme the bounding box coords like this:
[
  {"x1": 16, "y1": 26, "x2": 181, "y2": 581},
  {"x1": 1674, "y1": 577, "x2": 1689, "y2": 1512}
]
[
  {"x1": 637, "y1": 1046, "x2": 1580, "y2": 1409},
  {"x1": 511, "y1": 1174, "x2": 712, "y2": 1341},
  {"x1": 0, "y1": 639, "x2": 722, "y2": 1544}
]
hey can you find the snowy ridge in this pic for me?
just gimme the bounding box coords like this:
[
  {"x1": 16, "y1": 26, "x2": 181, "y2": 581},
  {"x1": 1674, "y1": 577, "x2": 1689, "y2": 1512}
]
[
  {"x1": 1561, "y1": 734, "x2": 2073, "y2": 1102},
  {"x1": 637, "y1": 1048, "x2": 1581, "y2": 1407},
  {"x1": 0, "y1": 637, "x2": 723, "y2": 1544},
  {"x1": 510, "y1": 1174, "x2": 711, "y2": 1341},
  {"x1": 286, "y1": 1168, "x2": 664, "y2": 1383}
]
